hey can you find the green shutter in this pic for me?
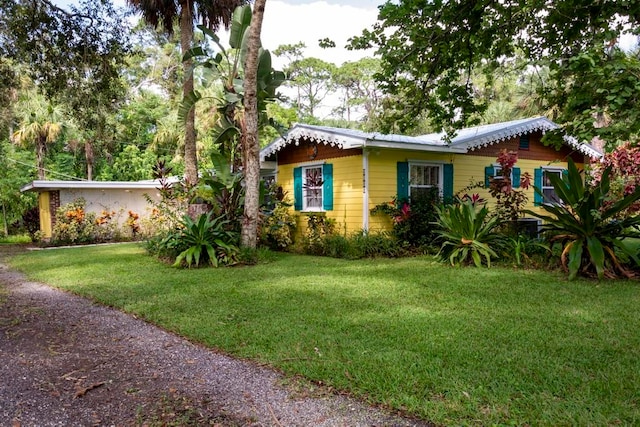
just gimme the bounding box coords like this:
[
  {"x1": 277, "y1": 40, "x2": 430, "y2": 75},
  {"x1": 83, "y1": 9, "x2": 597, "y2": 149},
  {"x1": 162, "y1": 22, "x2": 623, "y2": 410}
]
[
  {"x1": 397, "y1": 162, "x2": 409, "y2": 203},
  {"x1": 322, "y1": 163, "x2": 333, "y2": 211},
  {"x1": 293, "y1": 167, "x2": 302, "y2": 211},
  {"x1": 484, "y1": 165, "x2": 494, "y2": 188},
  {"x1": 534, "y1": 168, "x2": 543, "y2": 206},
  {"x1": 513, "y1": 167, "x2": 521, "y2": 189},
  {"x1": 443, "y1": 163, "x2": 454, "y2": 202}
]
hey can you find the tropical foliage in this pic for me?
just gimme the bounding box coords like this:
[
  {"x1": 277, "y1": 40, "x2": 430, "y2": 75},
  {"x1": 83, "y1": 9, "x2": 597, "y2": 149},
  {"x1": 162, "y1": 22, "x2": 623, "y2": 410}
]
[
  {"x1": 526, "y1": 159, "x2": 640, "y2": 280},
  {"x1": 349, "y1": 0, "x2": 640, "y2": 147},
  {"x1": 434, "y1": 199, "x2": 504, "y2": 267},
  {"x1": 171, "y1": 212, "x2": 239, "y2": 268}
]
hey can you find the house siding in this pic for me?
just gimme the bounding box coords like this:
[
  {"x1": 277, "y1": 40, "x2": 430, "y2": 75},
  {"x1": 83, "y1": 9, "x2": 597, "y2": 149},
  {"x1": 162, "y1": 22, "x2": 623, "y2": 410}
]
[
  {"x1": 270, "y1": 129, "x2": 591, "y2": 236},
  {"x1": 278, "y1": 154, "x2": 364, "y2": 235}
]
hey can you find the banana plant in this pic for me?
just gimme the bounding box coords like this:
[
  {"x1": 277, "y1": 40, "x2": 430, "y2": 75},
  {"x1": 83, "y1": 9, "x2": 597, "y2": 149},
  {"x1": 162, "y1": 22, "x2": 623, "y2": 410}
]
[
  {"x1": 525, "y1": 159, "x2": 640, "y2": 280},
  {"x1": 179, "y1": 5, "x2": 285, "y2": 165}
]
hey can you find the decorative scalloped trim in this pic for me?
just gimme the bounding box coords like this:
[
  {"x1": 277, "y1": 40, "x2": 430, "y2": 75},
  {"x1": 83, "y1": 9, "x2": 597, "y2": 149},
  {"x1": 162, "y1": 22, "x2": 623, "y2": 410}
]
[{"x1": 466, "y1": 122, "x2": 556, "y2": 151}]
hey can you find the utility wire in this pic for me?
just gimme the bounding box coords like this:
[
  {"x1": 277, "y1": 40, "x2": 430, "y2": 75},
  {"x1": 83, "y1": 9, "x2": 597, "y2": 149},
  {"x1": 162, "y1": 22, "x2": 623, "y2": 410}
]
[{"x1": 5, "y1": 157, "x2": 86, "y2": 181}]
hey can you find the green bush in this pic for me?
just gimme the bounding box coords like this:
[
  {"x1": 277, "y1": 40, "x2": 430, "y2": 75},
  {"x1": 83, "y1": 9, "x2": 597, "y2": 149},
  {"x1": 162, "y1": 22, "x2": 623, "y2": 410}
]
[
  {"x1": 52, "y1": 199, "x2": 98, "y2": 245},
  {"x1": 261, "y1": 200, "x2": 296, "y2": 250},
  {"x1": 434, "y1": 199, "x2": 505, "y2": 267},
  {"x1": 371, "y1": 189, "x2": 443, "y2": 248},
  {"x1": 300, "y1": 228, "x2": 406, "y2": 260},
  {"x1": 526, "y1": 159, "x2": 640, "y2": 280},
  {"x1": 301, "y1": 214, "x2": 336, "y2": 255},
  {"x1": 171, "y1": 212, "x2": 239, "y2": 268}
]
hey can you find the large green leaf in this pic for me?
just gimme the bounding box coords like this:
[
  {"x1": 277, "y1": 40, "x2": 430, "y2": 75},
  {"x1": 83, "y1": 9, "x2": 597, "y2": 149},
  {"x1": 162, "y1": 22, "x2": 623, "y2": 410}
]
[
  {"x1": 586, "y1": 236, "x2": 605, "y2": 279},
  {"x1": 567, "y1": 240, "x2": 584, "y2": 281},
  {"x1": 178, "y1": 90, "x2": 202, "y2": 125},
  {"x1": 230, "y1": 5, "x2": 252, "y2": 49}
]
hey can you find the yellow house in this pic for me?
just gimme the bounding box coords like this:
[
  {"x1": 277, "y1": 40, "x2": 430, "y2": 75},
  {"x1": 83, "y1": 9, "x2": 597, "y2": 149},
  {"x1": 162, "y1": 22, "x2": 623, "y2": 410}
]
[{"x1": 260, "y1": 117, "x2": 602, "y2": 233}]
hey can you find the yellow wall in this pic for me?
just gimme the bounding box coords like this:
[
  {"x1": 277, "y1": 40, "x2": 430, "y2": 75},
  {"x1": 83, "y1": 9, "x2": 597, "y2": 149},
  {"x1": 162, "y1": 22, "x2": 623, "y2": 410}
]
[
  {"x1": 278, "y1": 155, "x2": 363, "y2": 235},
  {"x1": 38, "y1": 192, "x2": 52, "y2": 238},
  {"x1": 277, "y1": 148, "x2": 584, "y2": 235}
]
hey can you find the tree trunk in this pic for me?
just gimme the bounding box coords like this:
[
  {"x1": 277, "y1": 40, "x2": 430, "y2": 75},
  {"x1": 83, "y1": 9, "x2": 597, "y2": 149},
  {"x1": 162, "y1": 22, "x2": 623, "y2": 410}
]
[
  {"x1": 240, "y1": 0, "x2": 266, "y2": 249},
  {"x1": 36, "y1": 136, "x2": 46, "y2": 180},
  {"x1": 2, "y1": 202, "x2": 8, "y2": 237},
  {"x1": 180, "y1": 0, "x2": 198, "y2": 187},
  {"x1": 85, "y1": 140, "x2": 94, "y2": 181}
]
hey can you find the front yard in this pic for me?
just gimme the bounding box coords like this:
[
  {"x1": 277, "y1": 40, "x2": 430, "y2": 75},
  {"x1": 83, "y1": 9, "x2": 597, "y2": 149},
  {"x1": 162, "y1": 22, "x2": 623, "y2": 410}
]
[{"x1": 9, "y1": 243, "x2": 640, "y2": 425}]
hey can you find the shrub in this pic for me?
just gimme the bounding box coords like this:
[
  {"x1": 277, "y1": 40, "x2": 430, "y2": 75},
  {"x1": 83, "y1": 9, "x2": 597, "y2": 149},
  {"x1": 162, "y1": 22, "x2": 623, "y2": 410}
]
[
  {"x1": 371, "y1": 188, "x2": 442, "y2": 248},
  {"x1": 172, "y1": 212, "x2": 239, "y2": 268},
  {"x1": 526, "y1": 158, "x2": 640, "y2": 280},
  {"x1": 301, "y1": 214, "x2": 336, "y2": 255},
  {"x1": 488, "y1": 149, "x2": 532, "y2": 231},
  {"x1": 261, "y1": 200, "x2": 296, "y2": 250},
  {"x1": 52, "y1": 199, "x2": 98, "y2": 245},
  {"x1": 434, "y1": 199, "x2": 504, "y2": 267}
]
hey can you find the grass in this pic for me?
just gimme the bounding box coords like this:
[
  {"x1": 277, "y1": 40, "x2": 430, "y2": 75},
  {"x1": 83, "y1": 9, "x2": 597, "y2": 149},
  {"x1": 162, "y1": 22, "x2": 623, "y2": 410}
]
[
  {"x1": 9, "y1": 243, "x2": 640, "y2": 425},
  {"x1": 0, "y1": 234, "x2": 31, "y2": 244}
]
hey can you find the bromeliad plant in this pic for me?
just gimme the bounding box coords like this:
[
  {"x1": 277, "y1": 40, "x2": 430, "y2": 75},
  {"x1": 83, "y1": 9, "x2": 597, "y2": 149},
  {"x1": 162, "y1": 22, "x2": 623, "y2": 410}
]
[
  {"x1": 434, "y1": 198, "x2": 504, "y2": 267},
  {"x1": 172, "y1": 212, "x2": 239, "y2": 268},
  {"x1": 525, "y1": 158, "x2": 640, "y2": 280}
]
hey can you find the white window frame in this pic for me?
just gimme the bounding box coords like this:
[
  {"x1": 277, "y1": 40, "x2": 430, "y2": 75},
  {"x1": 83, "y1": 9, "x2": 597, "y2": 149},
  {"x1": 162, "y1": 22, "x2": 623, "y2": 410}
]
[
  {"x1": 541, "y1": 167, "x2": 566, "y2": 205},
  {"x1": 492, "y1": 164, "x2": 514, "y2": 182},
  {"x1": 302, "y1": 164, "x2": 324, "y2": 211},
  {"x1": 408, "y1": 162, "x2": 443, "y2": 200}
]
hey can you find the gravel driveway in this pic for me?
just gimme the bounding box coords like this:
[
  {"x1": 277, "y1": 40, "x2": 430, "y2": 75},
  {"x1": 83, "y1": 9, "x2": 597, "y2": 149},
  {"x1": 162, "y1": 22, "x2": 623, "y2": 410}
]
[{"x1": 0, "y1": 245, "x2": 430, "y2": 427}]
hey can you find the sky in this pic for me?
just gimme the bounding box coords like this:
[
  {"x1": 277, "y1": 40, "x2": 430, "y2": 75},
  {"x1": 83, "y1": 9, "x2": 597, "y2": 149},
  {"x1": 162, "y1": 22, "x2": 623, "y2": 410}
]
[{"x1": 54, "y1": 0, "x2": 380, "y2": 67}]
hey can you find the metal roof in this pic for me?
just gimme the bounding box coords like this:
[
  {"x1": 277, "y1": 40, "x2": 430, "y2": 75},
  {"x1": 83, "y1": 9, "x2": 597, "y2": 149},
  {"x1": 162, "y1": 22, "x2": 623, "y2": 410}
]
[
  {"x1": 20, "y1": 179, "x2": 175, "y2": 193},
  {"x1": 260, "y1": 117, "x2": 603, "y2": 161}
]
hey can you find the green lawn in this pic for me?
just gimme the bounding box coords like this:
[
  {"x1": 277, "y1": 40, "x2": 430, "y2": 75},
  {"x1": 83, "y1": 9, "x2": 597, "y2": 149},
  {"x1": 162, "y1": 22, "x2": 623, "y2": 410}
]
[{"x1": 8, "y1": 243, "x2": 640, "y2": 425}]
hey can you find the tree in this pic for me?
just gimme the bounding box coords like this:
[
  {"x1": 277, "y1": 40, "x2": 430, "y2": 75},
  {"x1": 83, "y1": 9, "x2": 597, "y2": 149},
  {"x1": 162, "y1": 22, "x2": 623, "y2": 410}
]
[
  {"x1": 333, "y1": 58, "x2": 382, "y2": 125},
  {"x1": 241, "y1": 0, "x2": 267, "y2": 249},
  {"x1": 11, "y1": 93, "x2": 65, "y2": 180},
  {"x1": 126, "y1": 0, "x2": 246, "y2": 186},
  {"x1": 2, "y1": 0, "x2": 131, "y2": 181},
  {"x1": 275, "y1": 44, "x2": 336, "y2": 120},
  {"x1": 0, "y1": 141, "x2": 36, "y2": 236},
  {"x1": 181, "y1": 5, "x2": 284, "y2": 247},
  {"x1": 350, "y1": 0, "x2": 640, "y2": 145}
]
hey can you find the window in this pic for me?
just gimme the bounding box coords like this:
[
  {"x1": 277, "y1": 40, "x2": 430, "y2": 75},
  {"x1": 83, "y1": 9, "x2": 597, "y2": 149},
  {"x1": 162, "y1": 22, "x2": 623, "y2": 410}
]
[
  {"x1": 293, "y1": 164, "x2": 333, "y2": 211},
  {"x1": 409, "y1": 163, "x2": 441, "y2": 199},
  {"x1": 519, "y1": 135, "x2": 530, "y2": 150},
  {"x1": 542, "y1": 169, "x2": 564, "y2": 204},
  {"x1": 303, "y1": 165, "x2": 323, "y2": 210},
  {"x1": 484, "y1": 165, "x2": 521, "y2": 188}
]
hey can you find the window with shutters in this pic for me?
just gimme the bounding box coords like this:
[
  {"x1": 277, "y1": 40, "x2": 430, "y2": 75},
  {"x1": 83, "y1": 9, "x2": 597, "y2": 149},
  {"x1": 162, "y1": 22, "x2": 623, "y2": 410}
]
[
  {"x1": 294, "y1": 163, "x2": 333, "y2": 211},
  {"x1": 303, "y1": 165, "x2": 324, "y2": 210},
  {"x1": 542, "y1": 168, "x2": 564, "y2": 205},
  {"x1": 409, "y1": 163, "x2": 441, "y2": 200}
]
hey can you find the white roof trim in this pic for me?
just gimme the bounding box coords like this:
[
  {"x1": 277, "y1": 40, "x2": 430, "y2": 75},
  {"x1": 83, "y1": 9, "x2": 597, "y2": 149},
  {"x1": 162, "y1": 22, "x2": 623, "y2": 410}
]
[
  {"x1": 260, "y1": 117, "x2": 603, "y2": 162},
  {"x1": 562, "y1": 135, "x2": 603, "y2": 158},
  {"x1": 21, "y1": 179, "x2": 178, "y2": 193}
]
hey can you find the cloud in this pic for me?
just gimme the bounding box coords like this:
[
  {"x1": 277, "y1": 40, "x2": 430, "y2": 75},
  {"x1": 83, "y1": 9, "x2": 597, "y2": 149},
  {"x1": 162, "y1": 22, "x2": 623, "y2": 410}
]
[{"x1": 260, "y1": 1, "x2": 378, "y2": 67}]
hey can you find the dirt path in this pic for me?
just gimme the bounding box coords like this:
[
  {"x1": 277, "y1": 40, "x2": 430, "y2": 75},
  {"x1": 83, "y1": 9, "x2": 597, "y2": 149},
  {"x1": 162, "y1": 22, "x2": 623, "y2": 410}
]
[{"x1": 0, "y1": 245, "x2": 429, "y2": 427}]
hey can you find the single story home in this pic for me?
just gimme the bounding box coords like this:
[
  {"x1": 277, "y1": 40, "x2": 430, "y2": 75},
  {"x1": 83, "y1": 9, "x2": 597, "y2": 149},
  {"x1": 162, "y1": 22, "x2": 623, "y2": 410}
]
[
  {"x1": 259, "y1": 116, "x2": 602, "y2": 233},
  {"x1": 21, "y1": 180, "x2": 166, "y2": 239}
]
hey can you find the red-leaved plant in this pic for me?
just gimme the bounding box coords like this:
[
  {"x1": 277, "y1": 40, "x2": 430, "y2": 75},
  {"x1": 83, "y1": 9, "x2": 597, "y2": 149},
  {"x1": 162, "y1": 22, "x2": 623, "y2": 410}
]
[
  {"x1": 590, "y1": 142, "x2": 640, "y2": 218},
  {"x1": 488, "y1": 150, "x2": 532, "y2": 227}
]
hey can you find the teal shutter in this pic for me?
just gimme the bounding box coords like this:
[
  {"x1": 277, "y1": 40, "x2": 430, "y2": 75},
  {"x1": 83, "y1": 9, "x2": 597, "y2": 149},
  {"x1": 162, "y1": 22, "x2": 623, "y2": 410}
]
[
  {"x1": 443, "y1": 163, "x2": 454, "y2": 201},
  {"x1": 397, "y1": 162, "x2": 409, "y2": 203},
  {"x1": 484, "y1": 165, "x2": 494, "y2": 188},
  {"x1": 513, "y1": 167, "x2": 521, "y2": 188},
  {"x1": 322, "y1": 163, "x2": 333, "y2": 211},
  {"x1": 534, "y1": 168, "x2": 543, "y2": 206},
  {"x1": 293, "y1": 167, "x2": 302, "y2": 211}
]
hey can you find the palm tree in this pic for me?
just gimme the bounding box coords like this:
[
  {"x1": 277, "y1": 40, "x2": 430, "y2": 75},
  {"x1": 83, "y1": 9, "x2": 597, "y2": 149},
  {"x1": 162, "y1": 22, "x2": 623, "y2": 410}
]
[
  {"x1": 12, "y1": 95, "x2": 64, "y2": 180},
  {"x1": 241, "y1": 0, "x2": 266, "y2": 248},
  {"x1": 126, "y1": 0, "x2": 246, "y2": 187}
]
